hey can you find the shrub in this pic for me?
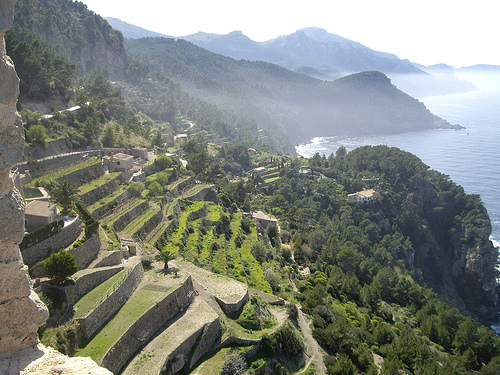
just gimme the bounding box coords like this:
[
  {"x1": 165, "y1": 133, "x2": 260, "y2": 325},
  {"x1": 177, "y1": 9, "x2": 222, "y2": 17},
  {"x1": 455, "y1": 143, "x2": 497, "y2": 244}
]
[
  {"x1": 141, "y1": 255, "x2": 153, "y2": 269},
  {"x1": 43, "y1": 249, "x2": 78, "y2": 283},
  {"x1": 277, "y1": 322, "x2": 303, "y2": 356}
]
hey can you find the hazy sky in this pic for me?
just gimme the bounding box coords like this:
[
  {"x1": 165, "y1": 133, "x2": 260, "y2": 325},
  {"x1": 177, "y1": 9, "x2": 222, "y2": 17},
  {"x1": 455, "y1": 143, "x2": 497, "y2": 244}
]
[{"x1": 80, "y1": 0, "x2": 499, "y2": 68}]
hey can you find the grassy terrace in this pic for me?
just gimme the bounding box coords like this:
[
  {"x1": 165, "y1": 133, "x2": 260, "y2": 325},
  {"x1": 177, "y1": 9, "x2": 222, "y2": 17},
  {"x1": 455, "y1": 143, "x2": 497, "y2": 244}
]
[
  {"x1": 78, "y1": 172, "x2": 121, "y2": 195},
  {"x1": 122, "y1": 206, "x2": 159, "y2": 235},
  {"x1": 27, "y1": 156, "x2": 101, "y2": 186},
  {"x1": 99, "y1": 198, "x2": 142, "y2": 226},
  {"x1": 88, "y1": 184, "x2": 128, "y2": 213},
  {"x1": 73, "y1": 269, "x2": 130, "y2": 318},
  {"x1": 77, "y1": 268, "x2": 188, "y2": 363}
]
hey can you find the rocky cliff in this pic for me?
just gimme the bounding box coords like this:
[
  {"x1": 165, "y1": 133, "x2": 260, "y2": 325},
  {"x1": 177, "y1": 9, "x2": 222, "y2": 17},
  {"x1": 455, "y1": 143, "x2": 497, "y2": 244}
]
[{"x1": 0, "y1": 1, "x2": 110, "y2": 373}]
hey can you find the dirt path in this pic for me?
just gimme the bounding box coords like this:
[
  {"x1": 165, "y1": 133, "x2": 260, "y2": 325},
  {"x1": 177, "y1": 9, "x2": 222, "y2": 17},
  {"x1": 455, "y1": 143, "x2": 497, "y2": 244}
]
[{"x1": 296, "y1": 310, "x2": 327, "y2": 375}]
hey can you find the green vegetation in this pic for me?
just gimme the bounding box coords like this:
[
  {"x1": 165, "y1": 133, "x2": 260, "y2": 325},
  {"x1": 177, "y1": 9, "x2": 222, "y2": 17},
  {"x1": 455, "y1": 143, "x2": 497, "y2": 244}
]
[
  {"x1": 78, "y1": 172, "x2": 121, "y2": 195},
  {"x1": 43, "y1": 249, "x2": 78, "y2": 283},
  {"x1": 77, "y1": 286, "x2": 169, "y2": 363},
  {"x1": 48, "y1": 180, "x2": 81, "y2": 214},
  {"x1": 28, "y1": 157, "x2": 101, "y2": 187},
  {"x1": 73, "y1": 269, "x2": 130, "y2": 318}
]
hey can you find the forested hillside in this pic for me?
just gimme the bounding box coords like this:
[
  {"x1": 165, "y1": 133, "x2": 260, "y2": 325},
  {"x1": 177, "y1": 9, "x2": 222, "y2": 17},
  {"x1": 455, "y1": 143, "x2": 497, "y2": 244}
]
[{"x1": 125, "y1": 37, "x2": 459, "y2": 150}]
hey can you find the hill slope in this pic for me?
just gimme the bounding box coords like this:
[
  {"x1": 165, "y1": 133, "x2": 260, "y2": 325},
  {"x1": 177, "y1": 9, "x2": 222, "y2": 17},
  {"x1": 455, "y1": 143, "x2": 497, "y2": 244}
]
[{"x1": 125, "y1": 37, "x2": 458, "y2": 150}]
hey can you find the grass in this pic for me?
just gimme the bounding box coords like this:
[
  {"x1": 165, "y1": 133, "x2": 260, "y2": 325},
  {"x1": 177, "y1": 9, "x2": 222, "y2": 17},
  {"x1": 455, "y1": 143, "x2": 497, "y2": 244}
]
[
  {"x1": 264, "y1": 176, "x2": 280, "y2": 183},
  {"x1": 77, "y1": 286, "x2": 169, "y2": 363},
  {"x1": 27, "y1": 156, "x2": 101, "y2": 186},
  {"x1": 78, "y1": 172, "x2": 121, "y2": 195},
  {"x1": 88, "y1": 184, "x2": 128, "y2": 212},
  {"x1": 122, "y1": 207, "x2": 159, "y2": 235},
  {"x1": 73, "y1": 269, "x2": 130, "y2": 318}
]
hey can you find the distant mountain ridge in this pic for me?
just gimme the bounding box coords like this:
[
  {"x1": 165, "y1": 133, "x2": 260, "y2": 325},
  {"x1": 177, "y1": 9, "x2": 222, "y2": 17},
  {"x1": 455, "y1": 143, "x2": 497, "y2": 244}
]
[
  {"x1": 108, "y1": 19, "x2": 478, "y2": 97},
  {"x1": 184, "y1": 27, "x2": 424, "y2": 76},
  {"x1": 105, "y1": 17, "x2": 170, "y2": 39}
]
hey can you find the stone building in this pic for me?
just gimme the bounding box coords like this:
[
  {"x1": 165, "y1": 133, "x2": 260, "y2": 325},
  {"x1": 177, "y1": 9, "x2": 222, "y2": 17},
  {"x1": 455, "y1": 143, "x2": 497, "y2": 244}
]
[{"x1": 24, "y1": 200, "x2": 58, "y2": 232}]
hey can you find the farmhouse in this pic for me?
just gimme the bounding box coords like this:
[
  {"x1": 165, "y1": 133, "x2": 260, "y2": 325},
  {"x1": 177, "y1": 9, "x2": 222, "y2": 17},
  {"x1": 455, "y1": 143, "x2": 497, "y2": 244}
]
[
  {"x1": 347, "y1": 189, "x2": 380, "y2": 204},
  {"x1": 25, "y1": 200, "x2": 58, "y2": 232},
  {"x1": 102, "y1": 153, "x2": 134, "y2": 174}
]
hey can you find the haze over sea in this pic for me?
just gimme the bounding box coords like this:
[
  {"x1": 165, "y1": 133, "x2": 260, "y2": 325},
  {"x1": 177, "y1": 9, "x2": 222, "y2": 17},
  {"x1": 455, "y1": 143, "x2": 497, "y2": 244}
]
[{"x1": 296, "y1": 72, "x2": 500, "y2": 247}]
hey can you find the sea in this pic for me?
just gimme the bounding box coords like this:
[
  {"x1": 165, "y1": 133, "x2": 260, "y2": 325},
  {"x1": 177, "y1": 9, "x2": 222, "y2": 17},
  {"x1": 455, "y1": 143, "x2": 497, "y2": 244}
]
[{"x1": 296, "y1": 71, "x2": 500, "y2": 247}]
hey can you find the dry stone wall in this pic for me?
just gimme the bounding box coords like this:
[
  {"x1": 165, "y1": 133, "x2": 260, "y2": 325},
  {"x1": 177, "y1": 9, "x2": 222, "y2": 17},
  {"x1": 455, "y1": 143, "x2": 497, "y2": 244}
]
[
  {"x1": 21, "y1": 217, "x2": 82, "y2": 266},
  {"x1": 100, "y1": 275, "x2": 196, "y2": 374},
  {"x1": 112, "y1": 200, "x2": 149, "y2": 232},
  {"x1": 55, "y1": 162, "x2": 103, "y2": 185},
  {"x1": 77, "y1": 262, "x2": 143, "y2": 339},
  {"x1": 136, "y1": 209, "x2": 162, "y2": 241},
  {"x1": 92, "y1": 189, "x2": 132, "y2": 219},
  {"x1": 80, "y1": 175, "x2": 121, "y2": 206},
  {"x1": 70, "y1": 234, "x2": 101, "y2": 270},
  {"x1": 63, "y1": 265, "x2": 123, "y2": 306}
]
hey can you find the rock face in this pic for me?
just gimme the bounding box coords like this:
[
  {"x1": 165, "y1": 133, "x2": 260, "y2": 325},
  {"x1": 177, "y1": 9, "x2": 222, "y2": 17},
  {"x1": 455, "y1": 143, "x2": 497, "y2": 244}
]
[
  {"x1": 0, "y1": 0, "x2": 49, "y2": 354},
  {"x1": 0, "y1": 2, "x2": 110, "y2": 373}
]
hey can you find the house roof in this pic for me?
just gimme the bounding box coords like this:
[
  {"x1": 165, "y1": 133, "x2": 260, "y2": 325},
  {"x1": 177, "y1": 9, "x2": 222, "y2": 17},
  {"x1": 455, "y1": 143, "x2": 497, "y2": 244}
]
[
  {"x1": 348, "y1": 189, "x2": 379, "y2": 198},
  {"x1": 252, "y1": 210, "x2": 277, "y2": 222},
  {"x1": 25, "y1": 200, "x2": 57, "y2": 217},
  {"x1": 113, "y1": 153, "x2": 134, "y2": 161}
]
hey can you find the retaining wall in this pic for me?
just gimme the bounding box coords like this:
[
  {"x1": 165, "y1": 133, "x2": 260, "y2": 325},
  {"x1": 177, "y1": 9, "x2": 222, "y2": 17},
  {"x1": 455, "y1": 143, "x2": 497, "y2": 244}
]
[
  {"x1": 136, "y1": 210, "x2": 163, "y2": 241},
  {"x1": 112, "y1": 201, "x2": 149, "y2": 232},
  {"x1": 185, "y1": 187, "x2": 218, "y2": 203},
  {"x1": 188, "y1": 315, "x2": 222, "y2": 370},
  {"x1": 92, "y1": 190, "x2": 132, "y2": 219},
  {"x1": 55, "y1": 162, "x2": 104, "y2": 186},
  {"x1": 21, "y1": 217, "x2": 82, "y2": 266},
  {"x1": 70, "y1": 234, "x2": 101, "y2": 270},
  {"x1": 93, "y1": 251, "x2": 123, "y2": 268},
  {"x1": 80, "y1": 176, "x2": 121, "y2": 206},
  {"x1": 214, "y1": 288, "x2": 249, "y2": 314},
  {"x1": 77, "y1": 262, "x2": 143, "y2": 339},
  {"x1": 100, "y1": 276, "x2": 195, "y2": 374},
  {"x1": 64, "y1": 265, "x2": 123, "y2": 306}
]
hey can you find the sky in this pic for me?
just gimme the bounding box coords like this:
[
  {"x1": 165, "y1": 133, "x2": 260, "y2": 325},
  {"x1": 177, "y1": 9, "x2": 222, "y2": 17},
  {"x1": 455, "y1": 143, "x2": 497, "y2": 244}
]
[{"x1": 79, "y1": 0, "x2": 499, "y2": 68}]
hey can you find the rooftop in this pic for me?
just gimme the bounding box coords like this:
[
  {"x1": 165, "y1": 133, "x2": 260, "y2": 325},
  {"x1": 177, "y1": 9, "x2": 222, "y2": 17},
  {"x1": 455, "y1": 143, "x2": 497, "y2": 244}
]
[
  {"x1": 25, "y1": 200, "x2": 57, "y2": 217},
  {"x1": 113, "y1": 153, "x2": 134, "y2": 161}
]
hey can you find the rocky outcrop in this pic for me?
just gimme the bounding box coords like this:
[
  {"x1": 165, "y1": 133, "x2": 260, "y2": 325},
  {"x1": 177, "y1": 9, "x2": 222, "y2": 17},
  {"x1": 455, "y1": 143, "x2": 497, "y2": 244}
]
[
  {"x1": 0, "y1": 2, "x2": 110, "y2": 373},
  {"x1": 0, "y1": 0, "x2": 48, "y2": 354}
]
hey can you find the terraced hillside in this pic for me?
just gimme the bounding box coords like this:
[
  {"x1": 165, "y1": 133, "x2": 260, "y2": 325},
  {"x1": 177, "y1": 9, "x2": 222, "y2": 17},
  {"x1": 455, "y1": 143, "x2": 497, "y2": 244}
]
[{"x1": 26, "y1": 150, "x2": 294, "y2": 374}]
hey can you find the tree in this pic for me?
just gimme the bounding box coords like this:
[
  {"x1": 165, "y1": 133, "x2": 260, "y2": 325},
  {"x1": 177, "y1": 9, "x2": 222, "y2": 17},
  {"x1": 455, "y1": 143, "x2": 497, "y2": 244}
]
[
  {"x1": 155, "y1": 249, "x2": 176, "y2": 269},
  {"x1": 148, "y1": 181, "x2": 163, "y2": 197},
  {"x1": 49, "y1": 180, "x2": 80, "y2": 214},
  {"x1": 43, "y1": 249, "x2": 78, "y2": 283},
  {"x1": 26, "y1": 124, "x2": 47, "y2": 147}
]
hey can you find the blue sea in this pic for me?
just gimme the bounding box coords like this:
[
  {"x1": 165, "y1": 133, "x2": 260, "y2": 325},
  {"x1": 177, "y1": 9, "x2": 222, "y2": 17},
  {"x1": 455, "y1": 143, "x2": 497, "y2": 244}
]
[{"x1": 296, "y1": 72, "x2": 500, "y2": 247}]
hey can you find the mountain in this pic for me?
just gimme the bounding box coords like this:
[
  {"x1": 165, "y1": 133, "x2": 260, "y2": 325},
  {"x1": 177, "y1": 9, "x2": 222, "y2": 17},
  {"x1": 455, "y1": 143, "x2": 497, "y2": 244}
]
[
  {"x1": 105, "y1": 17, "x2": 170, "y2": 39},
  {"x1": 125, "y1": 37, "x2": 459, "y2": 151},
  {"x1": 12, "y1": 0, "x2": 127, "y2": 79},
  {"x1": 182, "y1": 27, "x2": 423, "y2": 76}
]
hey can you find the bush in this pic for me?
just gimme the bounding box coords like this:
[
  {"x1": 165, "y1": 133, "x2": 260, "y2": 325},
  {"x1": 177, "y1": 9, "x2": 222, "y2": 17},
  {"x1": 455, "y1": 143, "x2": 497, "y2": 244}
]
[
  {"x1": 141, "y1": 255, "x2": 154, "y2": 269},
  {"x1": 43, "y1": 249, "x2": 78, "y2": 283},
  {"x1": 277, "y1": 322, "x2": 303, "y2": 356}
]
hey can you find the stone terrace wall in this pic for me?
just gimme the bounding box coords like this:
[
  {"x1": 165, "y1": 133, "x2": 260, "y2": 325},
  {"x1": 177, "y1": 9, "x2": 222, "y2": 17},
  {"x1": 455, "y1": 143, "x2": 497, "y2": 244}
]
[
  {"x1": 63, "y1": 265, "x2": 123, "y2": 306},
  {"x1": 80, "y1": 176, "x2": 121, "y2": 206},
  {"x1": 214, "y1": 289, "x2": 249, "y2": 314},
  {"x1": 185, "y1": 187, "x2": 218, "y2": 203},
  {"x1": 77, "y1": 262, "x2": 143, "y2": 339},
  {"x1": 21, "y1": 217, "x2": 82, "y2": 266},
  {"x1": 55, "y1": 162, "x2": 103, "y2": 186},
  {"x1": 20, "y1": 150, "x2": 100, "y2": 178},
  {"x1": 188, "y1": 316, "x2": 222, "y2": 370},
  {"x1": 94, "y1": 251, "x2": 123, "y2": 268},
  {"x1": 70, "y1": 234, "x2": 100, "y2": 270},
  {"x1": 136, "y1": 210, "x2": 162, "y2": 241},
  {"x1": 92, "y1": 190, "x2": 131, "y2": 219},
  {"x1": 112, "y1": 200, "x2": 149, "y2": 232},
  {"x1": 100, "y1": 276, "x2": 195, "y2": 374}
]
